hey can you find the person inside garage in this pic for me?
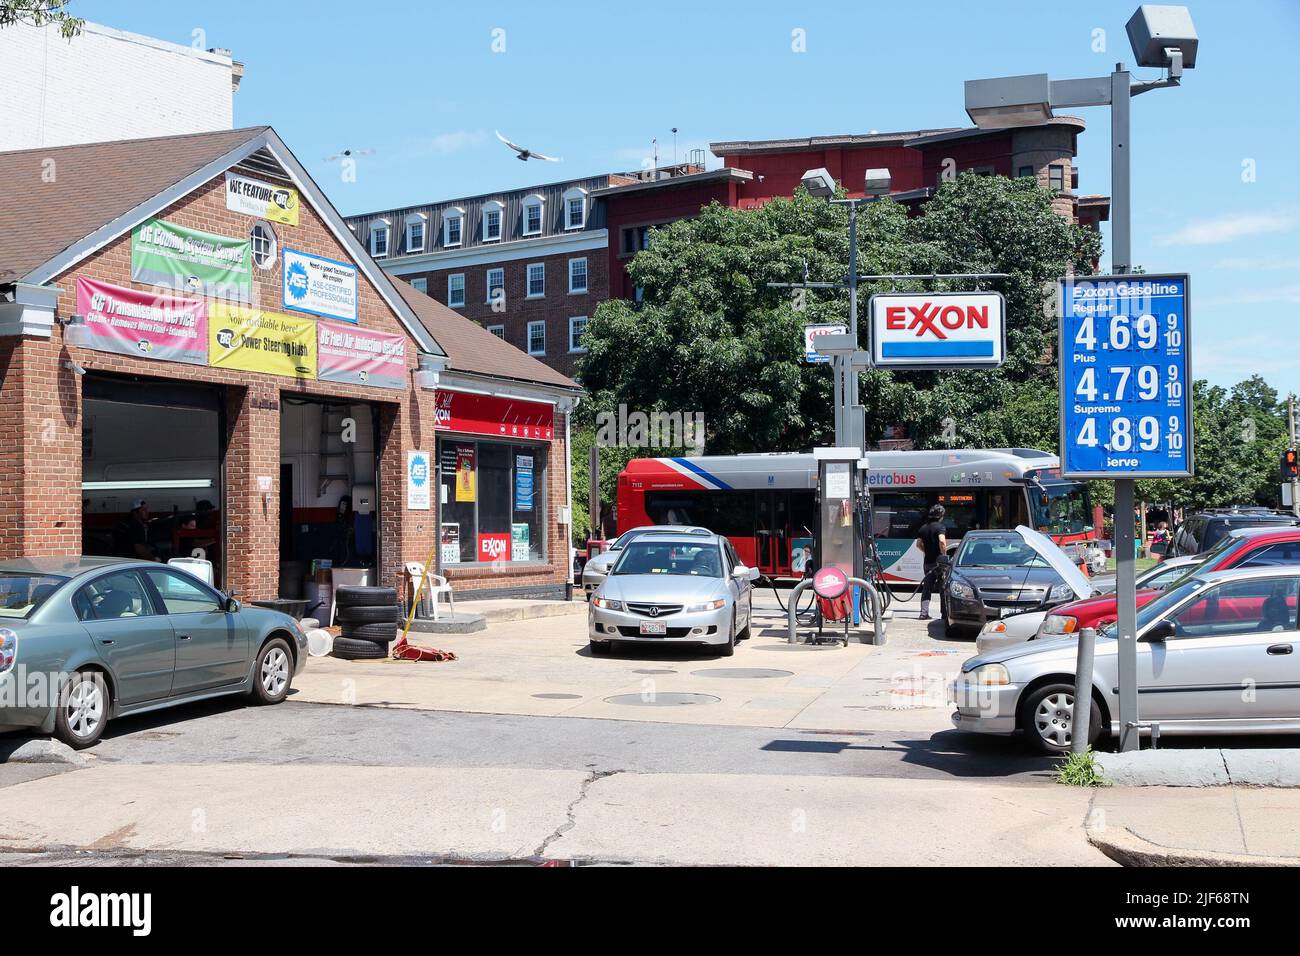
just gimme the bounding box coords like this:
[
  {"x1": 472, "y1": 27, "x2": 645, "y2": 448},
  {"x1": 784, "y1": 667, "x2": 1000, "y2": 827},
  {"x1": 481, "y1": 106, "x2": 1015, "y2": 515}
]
[{"x1": 117, "y1": 499, "x2": 158, "y2": 561}]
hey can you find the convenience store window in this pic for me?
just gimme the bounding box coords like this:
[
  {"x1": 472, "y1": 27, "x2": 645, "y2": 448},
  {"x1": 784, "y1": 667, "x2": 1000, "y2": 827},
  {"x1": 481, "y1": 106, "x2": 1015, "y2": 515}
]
[{"x1": 437, "y1": 437, "x2": 547, "y2": 565}]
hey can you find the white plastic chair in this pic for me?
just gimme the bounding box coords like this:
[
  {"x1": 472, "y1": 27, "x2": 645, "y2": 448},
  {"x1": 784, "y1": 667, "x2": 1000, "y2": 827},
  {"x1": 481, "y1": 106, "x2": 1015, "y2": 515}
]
[
  {"x1": 406, "y1": 562, "x2": 454, "y2": 621},
  {"x1": 167, "y1": 557, "x2": 214, "y2": 586}
]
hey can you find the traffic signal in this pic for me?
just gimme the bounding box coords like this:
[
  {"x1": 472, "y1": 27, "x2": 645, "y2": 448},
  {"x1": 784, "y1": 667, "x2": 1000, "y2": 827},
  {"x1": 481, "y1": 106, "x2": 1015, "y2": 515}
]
[{"x1": 1283, "y1": 449, "x2": 1299, "y2": 481}]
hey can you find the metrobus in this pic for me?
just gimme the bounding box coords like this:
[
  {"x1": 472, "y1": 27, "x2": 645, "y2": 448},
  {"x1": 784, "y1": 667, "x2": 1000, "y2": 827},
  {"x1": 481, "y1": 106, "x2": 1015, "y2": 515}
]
[{"x1": 616, "y1": 449, "x2": 1093, "y2": 583}]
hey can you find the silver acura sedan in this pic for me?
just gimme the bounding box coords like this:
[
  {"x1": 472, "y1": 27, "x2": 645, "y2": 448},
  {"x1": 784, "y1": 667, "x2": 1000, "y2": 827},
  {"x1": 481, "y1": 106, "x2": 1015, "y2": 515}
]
[
  {"x1": 581, "y1": 525, "x2": 710, "y2": 598},
  {"x1": 950, "y1": 565, "x2": 1300, "y2": 753},
  {"x1": 588, "y1": 532, "x2": 759, "y2": 657}
]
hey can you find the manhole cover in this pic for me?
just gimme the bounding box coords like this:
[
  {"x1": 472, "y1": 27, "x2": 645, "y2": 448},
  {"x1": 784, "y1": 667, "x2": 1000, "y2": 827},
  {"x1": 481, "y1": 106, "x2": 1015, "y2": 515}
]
[
  {"x1": 632, "y1": 668, "x2": 678, "y2": 675},
  {"x1": 531, "y1": 693, "x2": 582, "y2": 700},
  {"x1": 603, "y1": 692, "x2": 721, "y2": 707},
  {"x1": 751, "y1": 643, "x2": 843, "y2": 652},
  {"x1": 690, "y1": 668, "x2": 794, "y2": 679}
]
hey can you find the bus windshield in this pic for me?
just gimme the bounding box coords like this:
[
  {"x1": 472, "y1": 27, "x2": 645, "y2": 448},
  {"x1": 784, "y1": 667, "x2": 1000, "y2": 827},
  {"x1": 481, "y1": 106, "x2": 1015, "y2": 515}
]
[{"x1": 1031, "y1": 482, "x2": 1091, "y2": 536}]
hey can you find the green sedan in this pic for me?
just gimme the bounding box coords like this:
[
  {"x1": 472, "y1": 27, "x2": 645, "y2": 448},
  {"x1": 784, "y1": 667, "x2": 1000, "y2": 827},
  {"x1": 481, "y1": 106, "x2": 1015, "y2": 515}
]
[{"x1": 0, "y1": 557, "x2": 309, "y2": 748}]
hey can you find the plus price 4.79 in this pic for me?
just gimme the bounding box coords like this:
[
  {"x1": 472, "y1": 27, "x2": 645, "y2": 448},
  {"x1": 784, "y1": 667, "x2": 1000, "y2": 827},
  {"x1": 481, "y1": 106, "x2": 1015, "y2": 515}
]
[{"x1": 1059, "y1": 274, "x2": 1192, "y2": 479}]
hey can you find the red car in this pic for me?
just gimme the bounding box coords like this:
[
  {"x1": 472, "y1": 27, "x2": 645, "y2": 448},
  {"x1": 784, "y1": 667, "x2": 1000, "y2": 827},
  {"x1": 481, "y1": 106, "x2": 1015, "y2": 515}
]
[{"x1": 1037, "y1": 525, "x2": 1300, "y2": 638}]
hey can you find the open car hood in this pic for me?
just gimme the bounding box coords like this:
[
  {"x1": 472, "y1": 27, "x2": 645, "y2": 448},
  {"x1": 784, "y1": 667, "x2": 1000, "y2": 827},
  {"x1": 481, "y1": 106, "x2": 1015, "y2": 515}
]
[{"x1": 1015, "y1": 524, "x2": 1093, "y2": 600}]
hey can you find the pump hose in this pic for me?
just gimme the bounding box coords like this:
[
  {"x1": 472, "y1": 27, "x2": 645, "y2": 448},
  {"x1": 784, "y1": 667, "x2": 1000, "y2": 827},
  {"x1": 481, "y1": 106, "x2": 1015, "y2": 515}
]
[{"x1": 767, "y1": 580, "x2": 819, "y2": 625}]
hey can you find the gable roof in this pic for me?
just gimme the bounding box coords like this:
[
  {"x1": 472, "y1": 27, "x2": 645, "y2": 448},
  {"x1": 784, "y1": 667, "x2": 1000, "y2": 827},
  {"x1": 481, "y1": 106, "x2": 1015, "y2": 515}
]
[
  {"x1": 393, "y1": 281, "x2": 579, "y2": 392},
  {"x1": 0, "y1": 126, "x2": 442, "y2": 355}
]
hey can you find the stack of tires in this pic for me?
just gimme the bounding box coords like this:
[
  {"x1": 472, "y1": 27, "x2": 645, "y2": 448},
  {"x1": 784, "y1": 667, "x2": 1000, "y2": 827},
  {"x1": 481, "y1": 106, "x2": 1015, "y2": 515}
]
[{"x1": 330, "y1": 586, "x2": 400, "y2": 660}]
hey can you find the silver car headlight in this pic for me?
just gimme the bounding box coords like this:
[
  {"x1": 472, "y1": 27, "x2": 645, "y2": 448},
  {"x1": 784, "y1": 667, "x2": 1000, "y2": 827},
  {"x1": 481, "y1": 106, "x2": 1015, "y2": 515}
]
[
  {"x1": 980, "y1": 620, "x2": 1009, "y2": 635},
  {"x1": 1048, "y1": 582, "x2": 1075, "y2": 602},
  {"x1": 685, "y1": 599, "x2": 726, "y2": 612},
  {"x1": 962, "y1": 663, "x2": 1011, "y2": 686},
  {"x1": 1038, "y1": 614, "x2": 1079, "y2": 637},
  {"x1": 949, "y1": 578, "x2": 975, "y2": 600},
  {"x1": 592, "y1": 596, "x2": 623, "y2": 611}
]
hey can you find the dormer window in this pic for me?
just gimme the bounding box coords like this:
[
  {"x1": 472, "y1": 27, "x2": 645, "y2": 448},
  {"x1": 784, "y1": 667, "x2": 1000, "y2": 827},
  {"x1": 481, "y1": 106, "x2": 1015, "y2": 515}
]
[
  {"x1": 443, "y1": 207, "x2": 464, "y2": 247},
  {"x1": 406, "y1": 213, "x2": 427, "y2": 253},
  {"x1": 522, "y1": 195, "x2": 544, "y2": 236},
  {"x1": 482, "y1": 200, "x2": 503, "y2": 242},
  {"x1": 562, "y1": 186, "x2": 587, "y2": 230},
  {"x1": 369, "y1": 220, "x2": 391, "y2": 258}
]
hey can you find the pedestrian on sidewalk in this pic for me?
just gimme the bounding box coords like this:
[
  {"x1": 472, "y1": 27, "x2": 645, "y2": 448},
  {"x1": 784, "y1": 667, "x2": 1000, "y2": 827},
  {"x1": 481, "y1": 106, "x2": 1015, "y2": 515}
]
[{"x1": 916, "y1": 505, "x2": 947, "y2": 620}]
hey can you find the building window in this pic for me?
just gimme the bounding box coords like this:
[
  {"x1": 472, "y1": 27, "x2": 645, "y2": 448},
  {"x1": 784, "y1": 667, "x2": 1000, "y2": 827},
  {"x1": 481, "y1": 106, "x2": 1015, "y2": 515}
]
[
  {"x1": 562, "y1": 186, "x2": 587, "y2": 230},
  {"x1": 1048, "y1": 165, "x2": 1065, "y2": 191},
  {"x1": 406, "y1": 215, "x2": 426, "y2": 252},
  {"x1": 569, "y1": 316, "x2": 588, "y2": 353},
  {"x1": 444, "y1": 209, "x2": 464, "y2": 247},
  {"x1": 411, "y1": 277, "x2": 428, "y2": 294},
  {"x1": 523, "y1": 196, "x2": 544, "y2": 236},
  {"x1": 369, "y1": 221, "x2": 390, "y2": 258},
  {"x1": 486, "y1": 267, "x2": 505, "y2": 303},
  {"x1": 621, "y1": 224, "x2": 652, "y2": 255},
  {"x1": 482, "y1": 201, "x2": 503, "y2": 242},
  {"x1": 527, "y1": 320, "x2": 546, "y2": 355},
  {"x1": 568, "y1": 257, "x2": 587, "y2": 294},
  {"x1": 1017, "y1": 165, "x2": 1035, "y2": 178},
  {"x1": 437, "y1": 439, "x2": 548, "y2": 564},
  {"x1": 487, "y1": 324, "x2": 505, "y2": 339},
  {"x1": 527, "y1": 263, "x2": 545, "y2": 298},
  {"x1": 448, "y1": 273, "x2": 466, "y2": 308},
  {"x1": 251, "y1": 221, "x2": 277, "y2": 269}
]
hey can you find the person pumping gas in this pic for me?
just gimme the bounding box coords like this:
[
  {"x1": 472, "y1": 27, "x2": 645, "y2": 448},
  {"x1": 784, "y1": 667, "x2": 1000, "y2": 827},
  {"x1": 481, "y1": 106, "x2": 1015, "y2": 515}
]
[{"x1": 915, "y1": 504, "x2": 948, "y2": 621}]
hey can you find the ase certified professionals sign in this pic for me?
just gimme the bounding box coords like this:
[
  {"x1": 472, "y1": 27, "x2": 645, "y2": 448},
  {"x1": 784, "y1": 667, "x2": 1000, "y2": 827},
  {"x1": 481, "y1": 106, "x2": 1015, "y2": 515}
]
[{"x1": 869, "y1": 292, "x2": 1005, "y2": 369}]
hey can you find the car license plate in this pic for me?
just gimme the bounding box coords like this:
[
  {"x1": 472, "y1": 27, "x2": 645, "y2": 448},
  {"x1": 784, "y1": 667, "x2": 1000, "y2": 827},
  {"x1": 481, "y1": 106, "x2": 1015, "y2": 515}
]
[{"x1": 639, "y1": 621, "x2": 667, "y2": 635}]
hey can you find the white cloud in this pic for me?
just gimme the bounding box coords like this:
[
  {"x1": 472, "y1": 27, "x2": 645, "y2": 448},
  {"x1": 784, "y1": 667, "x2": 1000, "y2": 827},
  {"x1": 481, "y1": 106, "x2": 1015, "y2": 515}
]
[
  {"x1": 427, "y1": 130, "x2": 486, "y2": 155},
  {"x1": 1157, "y1": 210, "x2": 1295, "y2": 246},
  {"x1": 1213, "y1": 255, "x2": 1300, "y2": 271}
]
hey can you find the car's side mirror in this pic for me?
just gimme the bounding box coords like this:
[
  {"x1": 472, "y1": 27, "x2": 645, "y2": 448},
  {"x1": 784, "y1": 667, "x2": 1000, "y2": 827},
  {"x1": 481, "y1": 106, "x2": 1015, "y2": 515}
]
[
  {"x1": 1142, "y1": 619, "x2": 1175, "y2": 643},
  {"x1": 225, "y1": 595, "x2": 241, "y2": 613},
  {"x1": 733, "y1": 566, "x2": 760, "y2": 582}
]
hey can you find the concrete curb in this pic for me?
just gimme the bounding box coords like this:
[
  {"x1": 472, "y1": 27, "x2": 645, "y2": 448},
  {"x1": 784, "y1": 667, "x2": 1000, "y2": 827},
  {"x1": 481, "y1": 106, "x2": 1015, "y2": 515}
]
[
  {"x1": 474, "y1": 602, "x2": 588, "y2": 624},
  {"x1": 1095, "y1": 749, "x2": 1300, "y2": 788},
  {"x1": 408, "y1": 614, "x2": 487, "y2": 634},
  {"x1": 0, "y1": 739, "x2": 88, "y2": 767},
  {"x1": 1086, "y1": 824, "x2": 1300, "y2": 868}
]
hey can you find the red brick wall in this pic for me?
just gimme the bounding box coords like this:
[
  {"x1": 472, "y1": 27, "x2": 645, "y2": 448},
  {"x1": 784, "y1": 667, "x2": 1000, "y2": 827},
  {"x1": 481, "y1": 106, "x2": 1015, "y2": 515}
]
[
  {"x1": 402, "y1": 249, "x2": 605, "y2": 379},
  {"x1": 0, "y1": 166, "x2": 570, "y2": 601}
]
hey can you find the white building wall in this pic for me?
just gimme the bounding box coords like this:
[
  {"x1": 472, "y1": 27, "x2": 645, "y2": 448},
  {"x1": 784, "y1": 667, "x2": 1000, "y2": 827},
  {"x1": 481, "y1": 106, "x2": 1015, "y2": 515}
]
[{"x1": 0, "y1": 20, "x2": 238, "y2": 150}]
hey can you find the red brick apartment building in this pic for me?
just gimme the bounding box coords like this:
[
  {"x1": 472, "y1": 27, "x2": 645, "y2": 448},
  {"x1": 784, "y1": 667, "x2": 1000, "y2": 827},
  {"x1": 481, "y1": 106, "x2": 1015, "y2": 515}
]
[
  {"x1": 0, "y1": 127, "x2": 581, "y2": 601},
  {"x1": 351, "y1": 119, "x2": 1107, "y2": 372}
]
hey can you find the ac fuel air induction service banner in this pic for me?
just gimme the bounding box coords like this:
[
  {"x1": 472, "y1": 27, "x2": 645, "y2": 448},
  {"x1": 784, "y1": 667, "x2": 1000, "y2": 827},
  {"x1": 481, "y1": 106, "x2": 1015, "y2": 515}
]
[
  {"x1": 208, "y1": 302, "x2": 317, "y2": 379},
  {"x1": 316, "y1": 320, "x2": 407, "y2": 390}
]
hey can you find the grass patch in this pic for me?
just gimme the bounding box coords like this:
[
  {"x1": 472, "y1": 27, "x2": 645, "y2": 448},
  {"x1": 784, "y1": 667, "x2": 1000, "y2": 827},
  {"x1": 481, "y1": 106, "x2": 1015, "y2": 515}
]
[{"x1": 1056, "y1": 748, "x2": 1109, "y2": 787}]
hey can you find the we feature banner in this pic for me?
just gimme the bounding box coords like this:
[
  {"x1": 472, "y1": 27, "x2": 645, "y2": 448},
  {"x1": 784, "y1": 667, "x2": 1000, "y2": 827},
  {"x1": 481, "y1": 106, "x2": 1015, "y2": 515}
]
[
  {"x1": 208, "y1": 303, "x2": 316, "y2": 379},
  {"x1": 131, "y1": 218, "x2": 252, "y2": 301},
  {"x1": 317, "y1": 321, "x2": 407, "y2": 390},
  {"x1": 225, "y1": 171, "x2": 300, "y2": 226},
  {"x1": 75, "y1": 276, "x2": 207, "y2": 365}
]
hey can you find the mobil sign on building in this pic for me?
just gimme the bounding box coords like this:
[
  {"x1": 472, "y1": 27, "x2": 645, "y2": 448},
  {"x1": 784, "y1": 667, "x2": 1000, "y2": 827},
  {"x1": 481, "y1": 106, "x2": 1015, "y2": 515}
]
[{"x1": 869, "y1": 292, "x2": 1005, "y2": 369}]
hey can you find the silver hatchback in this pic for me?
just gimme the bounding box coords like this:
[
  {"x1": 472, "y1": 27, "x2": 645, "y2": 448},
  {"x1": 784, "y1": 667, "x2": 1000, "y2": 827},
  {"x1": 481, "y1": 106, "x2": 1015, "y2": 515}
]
[
  {"x1": 588, "y1": 533, "x2": 758, "y2": 657},
  {"x1": 950, "y1": 566, "x2": 1300, "y2": 753}
]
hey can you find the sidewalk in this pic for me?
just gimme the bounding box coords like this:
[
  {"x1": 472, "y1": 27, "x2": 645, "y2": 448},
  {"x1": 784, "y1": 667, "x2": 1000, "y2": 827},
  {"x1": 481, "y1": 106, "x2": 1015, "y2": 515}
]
[{"x1": 1086, "y1": 785, "x2": 1300, "y2": 866}]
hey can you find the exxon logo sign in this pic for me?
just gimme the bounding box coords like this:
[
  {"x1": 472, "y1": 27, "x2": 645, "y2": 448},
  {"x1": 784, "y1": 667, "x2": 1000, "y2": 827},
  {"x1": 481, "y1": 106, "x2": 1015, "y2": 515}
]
[{"x1": 869, "y1": 292, "x2": 1005, "y2": 369}]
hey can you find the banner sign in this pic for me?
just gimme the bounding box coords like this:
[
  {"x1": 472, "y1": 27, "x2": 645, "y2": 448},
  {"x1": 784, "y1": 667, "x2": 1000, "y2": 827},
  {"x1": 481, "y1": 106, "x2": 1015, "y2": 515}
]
[
  {"x1": 283, "y1": 248, "x2": 358, "y2": 322},
  {"x1": 316, "y1": 321, "x2": 407, "y2": 390},
  {"x1": 455, "y1": 445, "x2": 476, "y2": 502},
  {"x1": 225, "y1": 171, "x2": 300, "y2": 226},
  {"x1": 1059, "y1": 274, "x2": 1192, "y2": 479},
  {"x1": 433, "y1": 390, "x2": 555, "y2": 440},
  {"x1": 407, "y1": 450, "x2": 431, "y2": 510},
  {"x1": 478, "y1": 533, "x2": 510, "y2": 563},
  {"x1": 130, "y1": 218, "x2": 251, "y2": 302},
  {"x1": 869, "y1": 292, "x2": 1006, "y2": 369},
  {"x1": 75, "y1": 276, "x2": 208, "y2": 365},
  {"x1": 804, "y1": 323, "x2": 847, "y2": 364},
  {"x1": 514, "y1": 454, "x2": 535, "y2": 511},
  {"x1": 208, "y1": 303, "x2": 316, "y2": 379}
]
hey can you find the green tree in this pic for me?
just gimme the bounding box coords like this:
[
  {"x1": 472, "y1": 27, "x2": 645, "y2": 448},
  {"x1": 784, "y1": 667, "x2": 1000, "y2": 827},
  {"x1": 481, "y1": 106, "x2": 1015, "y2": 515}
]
[{"x1": 0, "y1": 1, "x2": 83, "y2": 38}]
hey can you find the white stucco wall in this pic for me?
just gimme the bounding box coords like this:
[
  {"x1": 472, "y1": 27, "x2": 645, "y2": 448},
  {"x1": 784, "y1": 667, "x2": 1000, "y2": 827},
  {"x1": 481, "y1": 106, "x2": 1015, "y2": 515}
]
[{"x1": 0, "y1": 20, "x2": 237, "y2": 150}]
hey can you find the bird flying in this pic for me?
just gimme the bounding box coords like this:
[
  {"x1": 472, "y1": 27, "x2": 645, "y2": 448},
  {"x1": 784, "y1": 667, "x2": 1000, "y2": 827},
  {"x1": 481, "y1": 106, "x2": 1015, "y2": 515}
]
[{"x1": 495, "y1": 130, "x2": 561, "y2": 162}]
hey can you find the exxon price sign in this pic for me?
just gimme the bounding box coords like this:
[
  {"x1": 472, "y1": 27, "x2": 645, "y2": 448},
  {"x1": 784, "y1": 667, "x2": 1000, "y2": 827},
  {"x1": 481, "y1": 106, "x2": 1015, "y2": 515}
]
[
  {"x1": 1058, "y1": 274, "x2": 1192, "y2": 479},
  {"x1": 869, "y1": 292, "x2": 1005, "y2": 369}
]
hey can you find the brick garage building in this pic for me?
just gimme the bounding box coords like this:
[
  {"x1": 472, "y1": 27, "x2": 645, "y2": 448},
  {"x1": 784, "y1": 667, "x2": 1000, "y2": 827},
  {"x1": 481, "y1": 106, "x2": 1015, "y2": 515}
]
[{"x1": 0, "y1": 127, "x2": 581, "y2": 604}]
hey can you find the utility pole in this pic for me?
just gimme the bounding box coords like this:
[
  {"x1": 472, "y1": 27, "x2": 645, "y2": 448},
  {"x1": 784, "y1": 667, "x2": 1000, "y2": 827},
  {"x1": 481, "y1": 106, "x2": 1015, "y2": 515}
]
[{"x1": 1290, "y1": 394, "x2": 1298, "y2": 517}]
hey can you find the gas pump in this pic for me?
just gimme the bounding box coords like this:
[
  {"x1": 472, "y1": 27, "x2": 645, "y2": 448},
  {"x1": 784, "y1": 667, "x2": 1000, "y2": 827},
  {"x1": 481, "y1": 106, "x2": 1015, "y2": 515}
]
[{"x1": 785, "y1": 448, "x2": 887, "y2": 646}]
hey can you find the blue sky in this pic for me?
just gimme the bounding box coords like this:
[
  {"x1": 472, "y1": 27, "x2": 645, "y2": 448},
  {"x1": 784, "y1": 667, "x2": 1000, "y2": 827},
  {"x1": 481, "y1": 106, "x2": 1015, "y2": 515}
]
[{"x1": 72, "y1": 0, "x2": 1300, "y2": 395}]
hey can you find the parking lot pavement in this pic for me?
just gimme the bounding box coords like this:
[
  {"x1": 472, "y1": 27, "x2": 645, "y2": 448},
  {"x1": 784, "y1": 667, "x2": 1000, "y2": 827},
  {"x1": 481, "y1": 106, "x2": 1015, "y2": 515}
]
[{"x1": 290, "y1": 589, "x2": 975, "y2": 737}]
